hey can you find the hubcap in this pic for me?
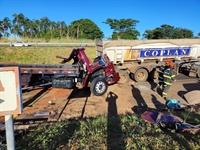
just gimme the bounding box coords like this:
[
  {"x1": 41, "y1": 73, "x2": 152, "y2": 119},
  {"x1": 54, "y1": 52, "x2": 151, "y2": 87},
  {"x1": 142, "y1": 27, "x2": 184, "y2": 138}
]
[
  {"x1": 120, "y1": 75, "x2": 126, "y2": 82},
  {"x1": 95, "y1": 81, "x2": 105, "y2": 94},
  {"x1": 137, "y1": 72, "x2": 144, "y2": 80}
]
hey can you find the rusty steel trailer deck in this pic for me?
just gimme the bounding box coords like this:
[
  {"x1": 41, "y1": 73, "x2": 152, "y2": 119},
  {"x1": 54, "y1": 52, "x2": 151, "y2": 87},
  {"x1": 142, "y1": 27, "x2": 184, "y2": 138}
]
[
  {"x1": 16, "y1": 87, "x2": 73, "y2": 122},
  {"x1": 0, "y1": 86, "x2": 73, "y2": 130}
]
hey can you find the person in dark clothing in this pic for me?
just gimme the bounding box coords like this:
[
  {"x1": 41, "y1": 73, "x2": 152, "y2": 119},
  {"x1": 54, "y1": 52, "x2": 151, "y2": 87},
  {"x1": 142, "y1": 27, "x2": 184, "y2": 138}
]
[
  {"x1": 153, "y1": 60, "x2": 176, "y2": 98},
  {"x1": 153, "y1": 60, "x2": 171, "y2": 92},
  {"x1": 162, "y1": 61, "x2": 176, "y2": 98},
  {"x1": 153, "y1": 64, "x2": 166, "y2": 92}
]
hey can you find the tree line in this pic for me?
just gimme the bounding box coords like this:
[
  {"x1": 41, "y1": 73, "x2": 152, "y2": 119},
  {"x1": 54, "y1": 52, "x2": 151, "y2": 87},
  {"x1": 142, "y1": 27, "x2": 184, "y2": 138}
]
[
  {"x1": 0, "y1": 13, "x2": 199, "y2": 41},
  {"x1": 0, "y1": 13, "x2": 103, "y2": 41}
]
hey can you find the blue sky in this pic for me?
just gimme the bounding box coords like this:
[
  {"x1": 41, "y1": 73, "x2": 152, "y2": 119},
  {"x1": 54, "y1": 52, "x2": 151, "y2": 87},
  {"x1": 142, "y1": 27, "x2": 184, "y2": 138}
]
[{"x1": 0, "y1": 0, "x2": 199, "y2": 39}]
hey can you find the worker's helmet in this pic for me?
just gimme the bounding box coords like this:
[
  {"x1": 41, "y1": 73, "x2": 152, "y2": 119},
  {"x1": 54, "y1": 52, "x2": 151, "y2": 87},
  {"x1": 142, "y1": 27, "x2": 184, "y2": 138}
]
[{"x1": 165, "y1": 59, "x2": 171, "y2": 65}]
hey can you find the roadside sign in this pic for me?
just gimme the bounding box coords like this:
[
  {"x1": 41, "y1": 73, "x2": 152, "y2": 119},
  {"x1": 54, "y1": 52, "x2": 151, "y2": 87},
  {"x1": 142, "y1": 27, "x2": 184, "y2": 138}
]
[{"x1": 0, "y1": 67, "x2": 23, "y2": 116}]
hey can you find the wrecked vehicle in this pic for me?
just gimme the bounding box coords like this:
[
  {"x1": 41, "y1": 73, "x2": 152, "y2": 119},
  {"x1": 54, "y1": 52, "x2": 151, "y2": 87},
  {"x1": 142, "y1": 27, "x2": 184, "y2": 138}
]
[{"x1": 0, "y1": 48, "x2": 120, "y2": 96}]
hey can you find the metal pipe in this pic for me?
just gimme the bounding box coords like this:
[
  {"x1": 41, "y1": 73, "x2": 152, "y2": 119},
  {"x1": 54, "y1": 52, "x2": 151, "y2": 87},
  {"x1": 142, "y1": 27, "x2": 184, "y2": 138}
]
[{"x1": 5, "y1": 115, "x2": 15, "y2": 150}]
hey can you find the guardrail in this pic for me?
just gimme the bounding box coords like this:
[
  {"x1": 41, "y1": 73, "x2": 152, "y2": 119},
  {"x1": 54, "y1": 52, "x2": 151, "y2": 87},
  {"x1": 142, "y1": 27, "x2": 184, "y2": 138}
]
[{"x1": 0, "y1": 42, "x2": 96, "y2": 47}]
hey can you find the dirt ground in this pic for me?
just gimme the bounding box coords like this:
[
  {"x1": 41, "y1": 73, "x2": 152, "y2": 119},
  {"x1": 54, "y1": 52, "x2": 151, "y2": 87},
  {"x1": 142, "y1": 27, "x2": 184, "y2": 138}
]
[
  {"x1": 1, "y1": 75, "x2": 199, "y2": 123},
  {"x1": 19, "y1": 76, "x2": 200, "y2": 121},
  {"x1": 59, "y1": 77, "x2": 200, "y2": 119}
]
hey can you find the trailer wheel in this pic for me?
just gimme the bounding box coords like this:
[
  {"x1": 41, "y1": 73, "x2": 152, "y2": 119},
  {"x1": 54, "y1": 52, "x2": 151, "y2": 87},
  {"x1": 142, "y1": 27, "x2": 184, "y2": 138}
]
[
  {"x1": 134, "y1": 68, "x2": 148, "y2": 82},
  {"x1": 90, "y1": 77, "x2": 108, "y2": 96},
  {"x1": 118, "y1": 70, "x2": 130, "y2": 83}
]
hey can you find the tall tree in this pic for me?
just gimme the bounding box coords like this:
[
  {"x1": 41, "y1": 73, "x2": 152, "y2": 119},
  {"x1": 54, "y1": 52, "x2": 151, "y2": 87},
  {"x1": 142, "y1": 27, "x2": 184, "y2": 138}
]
[
  {"x1": 40, "y1": 17, "x2": 50, "y2": 34},
  {"x1": 11, "y1": 25, "x2": 21, "y2": 39},
  {"x1": 25, "y1": 19, "x2": 35, "y2": 38},
  {"x1": 181, "y1": 28, "x2": 193, "y2": 38},
  {"x1": 0, "y1": 17, "x2": 11, "y2": 38},
  {"x1": 103, "y1": 18, "x2": 139, "y2": 39},
  {"x1": 12, "y1": 13, "x2": 25, "y2": 37},
  {"x1": 121, "y1": 29, "x2": 140, "y2": 40},
  {"x1": 153, "y1": 28, "x2": 164, "y2": 39},
  {"x1": 143, "y1": 24, "x2": 194, "y2": 39},
  {"x1": 142, "y1": 30, "x2": 154, "y2": 39},
  {"x1": 69, "y1": 19, "x2": 103, "y2": 40},
  {"x1": 0, "y1": 20, "x2": 3, "y2": 38},
  {"x1": 49, "y1": 21, "x2": 56, "y2": 39},
  {"x1": 33, "y1": 19, "x2": 42, "y2": 38},
  {"x1": 22, "y1": 17, "x2": 31, "y2": 38},
  {"x1": 171, "y1": 28, "x2": 183, "y2": 39},
  {"x1": 56, "y1": 21, "x2": 67, "y2": 39},
  {"x1": 70, "y1": 20, "x2": 81, "y2": 39},
  {"x1": 160, "y1": 24, "x2": 174, "y2": 39},
  {"x1": 198, "y1": 33, "x2": 200, "y2": 38}
]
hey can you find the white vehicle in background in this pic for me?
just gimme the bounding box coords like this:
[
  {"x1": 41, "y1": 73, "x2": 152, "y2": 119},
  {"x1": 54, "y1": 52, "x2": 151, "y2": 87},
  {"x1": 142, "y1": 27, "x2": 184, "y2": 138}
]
[{"x1": 10, "y1": 41, "x2": 30, "y2": 47}]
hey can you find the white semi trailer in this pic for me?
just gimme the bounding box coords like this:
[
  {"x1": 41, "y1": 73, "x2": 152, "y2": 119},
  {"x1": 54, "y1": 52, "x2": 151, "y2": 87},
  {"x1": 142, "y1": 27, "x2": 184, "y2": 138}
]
[{"x1": 96, "y1": 39, "x2": 200, "y2": 83}]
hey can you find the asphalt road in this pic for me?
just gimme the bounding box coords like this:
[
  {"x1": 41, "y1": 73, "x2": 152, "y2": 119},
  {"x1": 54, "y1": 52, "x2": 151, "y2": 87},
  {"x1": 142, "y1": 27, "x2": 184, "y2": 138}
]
[
  {"x1": 176, "y1": 72, "x2": 200, "y2": 81},
  {"x1": 0, "y1": 43, "x2": 95, "y2": 48}
]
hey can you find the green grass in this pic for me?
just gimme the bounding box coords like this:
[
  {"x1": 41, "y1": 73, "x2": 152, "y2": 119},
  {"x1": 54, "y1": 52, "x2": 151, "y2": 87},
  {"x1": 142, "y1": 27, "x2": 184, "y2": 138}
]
[
  {"x1": 14, "y1": 112, "x2": 200, "y2": 150},
  {"x1": 0, "y1": 47, "x2": 97, "y2": 64}
]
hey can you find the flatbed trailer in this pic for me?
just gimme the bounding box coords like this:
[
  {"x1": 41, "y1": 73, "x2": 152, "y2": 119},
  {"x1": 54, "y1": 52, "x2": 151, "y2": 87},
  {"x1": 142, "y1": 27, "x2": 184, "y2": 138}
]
[{"x1": 0, "y1": 63, "x2": 80, "y2": 87}]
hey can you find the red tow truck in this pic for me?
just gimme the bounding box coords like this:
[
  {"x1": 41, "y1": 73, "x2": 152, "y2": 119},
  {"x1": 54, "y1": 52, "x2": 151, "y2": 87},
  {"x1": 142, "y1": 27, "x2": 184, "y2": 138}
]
[{"x1": 0, "y1": 48, "x2": 120, "y2": 96}]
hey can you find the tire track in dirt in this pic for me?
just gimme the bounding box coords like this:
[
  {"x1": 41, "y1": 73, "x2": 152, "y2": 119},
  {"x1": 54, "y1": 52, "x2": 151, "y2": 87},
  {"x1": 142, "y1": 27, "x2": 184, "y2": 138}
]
[{"x1": 1, "y1": 76, "x2": 198, "y2": 124}]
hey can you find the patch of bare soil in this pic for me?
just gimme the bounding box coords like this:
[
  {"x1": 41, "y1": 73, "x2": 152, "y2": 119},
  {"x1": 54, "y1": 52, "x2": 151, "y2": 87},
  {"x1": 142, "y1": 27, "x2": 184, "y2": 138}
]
[
  {"x1": 59, "y1": 79, "x2": 200, "y2": 120},
  {"x1": 1, "y1": 78, "x2": 199, "y2": 123}
]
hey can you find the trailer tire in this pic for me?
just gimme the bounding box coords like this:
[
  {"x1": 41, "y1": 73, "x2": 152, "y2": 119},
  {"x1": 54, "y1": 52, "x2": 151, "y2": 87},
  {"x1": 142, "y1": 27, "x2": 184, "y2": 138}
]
[
  {"x1": 90, "y1": 77, "x2": 108, "y2": 96},
  {"x1": 134, "y1": 68, "x2": 148, "y2": 82},
  {"x1": 118, "y1": 70, "x2": 130, "y2": 83}
]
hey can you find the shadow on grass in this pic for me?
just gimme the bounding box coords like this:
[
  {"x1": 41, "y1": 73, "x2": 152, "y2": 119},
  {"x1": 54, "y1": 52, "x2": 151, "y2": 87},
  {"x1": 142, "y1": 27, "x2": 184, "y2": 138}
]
[
  {"x1": 130, "y1": 83, "x2": 200, "y2": 150},
  {"x1": 15, "y1": 120, "x2": 80, "y2": 150},
  {"x1": 106, "y1": 91, "x2": 126, "y2": 150}
]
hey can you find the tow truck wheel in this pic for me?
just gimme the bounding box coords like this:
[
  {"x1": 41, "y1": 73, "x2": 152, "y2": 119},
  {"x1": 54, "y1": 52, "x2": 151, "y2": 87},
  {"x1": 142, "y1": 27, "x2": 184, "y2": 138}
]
[
  {"x1": 134, "y1": 68, "x2": 148, "y2": 82},
  {"x1": 90, "y1": 77, "x2": 108, "y2": 96},
  {"x1": 118, "y1": 70, "x2": 130, "y2": 83}
]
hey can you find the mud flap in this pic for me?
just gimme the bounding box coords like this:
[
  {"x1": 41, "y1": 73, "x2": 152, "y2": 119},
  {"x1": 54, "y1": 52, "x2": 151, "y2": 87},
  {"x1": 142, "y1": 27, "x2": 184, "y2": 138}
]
[{"x1": 188, "y1": 71, "x2": 196, "y2": 77}]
